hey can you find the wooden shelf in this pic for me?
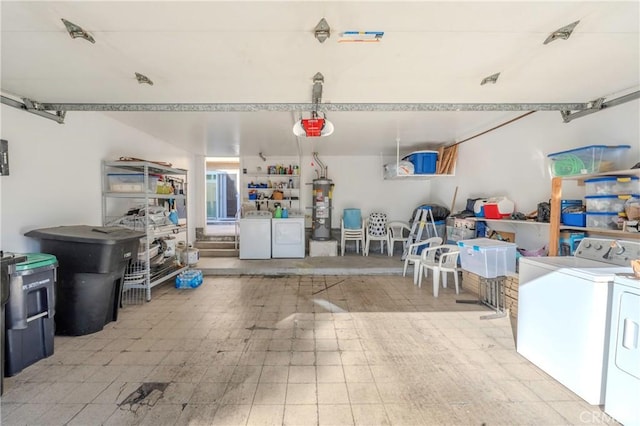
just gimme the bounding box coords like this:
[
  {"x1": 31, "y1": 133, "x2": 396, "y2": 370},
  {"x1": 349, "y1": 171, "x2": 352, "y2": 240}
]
[
  {"x1": 473, "y1": 218, "x2": 548, "y2": 226},
  {"x1": 549, "y1": 168, "x2": 640, "y2": 255}
]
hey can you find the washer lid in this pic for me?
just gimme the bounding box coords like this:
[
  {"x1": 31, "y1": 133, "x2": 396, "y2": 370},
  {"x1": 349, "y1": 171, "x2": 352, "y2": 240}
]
[{"x1": 520, "y1": 256, "x2": 631, "y2": 281}]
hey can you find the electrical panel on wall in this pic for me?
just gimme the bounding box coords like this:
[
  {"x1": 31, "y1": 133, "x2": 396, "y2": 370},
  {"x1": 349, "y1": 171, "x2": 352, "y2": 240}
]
[{"x1": 1, "y1": 139, "x2": 9, "y2": 176}]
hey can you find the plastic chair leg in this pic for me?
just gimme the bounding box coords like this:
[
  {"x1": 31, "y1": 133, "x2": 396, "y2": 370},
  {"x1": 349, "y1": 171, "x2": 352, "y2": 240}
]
[{"x1": 432, "y1": 267, "x2": 441, "y2": 298}]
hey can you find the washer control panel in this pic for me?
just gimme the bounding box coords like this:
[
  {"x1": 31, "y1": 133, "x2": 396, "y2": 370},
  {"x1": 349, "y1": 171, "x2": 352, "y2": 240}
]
[{"x1": 575, "y1": 238, "x2": 640, "y2": 266}]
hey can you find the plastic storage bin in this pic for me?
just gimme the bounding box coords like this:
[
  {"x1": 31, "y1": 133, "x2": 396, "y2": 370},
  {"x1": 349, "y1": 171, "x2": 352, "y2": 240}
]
[
  {"x1": 561, "y1": 212, "x2": 586, "y2": 227},
  {"x1": 403, "y1": 150, "x2": 438, "y2": 174},
  {"x1": 586, "y1": 212, "x2": 624, "y2": 230},
  {"x1": 585, "y1": 194, "x2": 638, "y2": 213},
  {"x1": 446, "y1": 226, "x2": 475, "y2": 243},
  {"x1": 457, "y1": 238, "x2": 517, "y2": 278},
  {"x1": 4, "y1": 253, "x2": 57, "y2": 376},
  {"x1": 107, "y1": 173, "x2": 158, "y2": 193},
  {"x1": 24, "y1": 225, "x2": 144, "y2": 336},
  {"x1": 585, "y1": 176, "x2": 640, "y2": 195},
  {"x1": 547, "y1": 145, "x2": 631, "y2": 177}
]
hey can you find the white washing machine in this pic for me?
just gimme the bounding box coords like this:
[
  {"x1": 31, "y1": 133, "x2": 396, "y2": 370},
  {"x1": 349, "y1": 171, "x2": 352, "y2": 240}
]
[
  {"x1": 239, "y1": 211, "x2": 272, "y2": 259},
  {"x1": 517, "y1": 237, "x2": 640, "y2": 406},
  {"x1": 271, "y1": 211, "x2": 306, "y2": 258},
  {"x1": 605, "y1": 272, "x2": 640, "y2": 426}
]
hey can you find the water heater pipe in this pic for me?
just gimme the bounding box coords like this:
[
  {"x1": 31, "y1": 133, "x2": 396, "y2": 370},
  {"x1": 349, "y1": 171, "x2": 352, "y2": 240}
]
[{"x1": 313, "y1": 152, "x2": 327, "y2": 178}]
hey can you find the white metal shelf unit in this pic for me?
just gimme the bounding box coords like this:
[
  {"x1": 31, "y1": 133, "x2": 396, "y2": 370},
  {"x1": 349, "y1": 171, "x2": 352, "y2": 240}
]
[{"x1": 102, "y1": 160, "x2": 188, "y2": 303}]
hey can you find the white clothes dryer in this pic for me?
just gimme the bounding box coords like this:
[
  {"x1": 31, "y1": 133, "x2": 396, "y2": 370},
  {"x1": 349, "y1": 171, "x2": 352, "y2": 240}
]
[
  {"x1": 605, "y1": 273, "x2": 640, "y2": 426},
  {"x1": 271, "y1": 211, "x2": 306, "y2": 258},
  {"x1": 517, "y1": 238, "x2": 640, "y2": 405}
]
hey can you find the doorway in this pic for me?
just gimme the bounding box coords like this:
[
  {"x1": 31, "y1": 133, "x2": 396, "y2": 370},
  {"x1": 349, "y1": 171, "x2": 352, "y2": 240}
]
[{"x1": 205, "y1": 157, "x2": 239, "y2": 229}]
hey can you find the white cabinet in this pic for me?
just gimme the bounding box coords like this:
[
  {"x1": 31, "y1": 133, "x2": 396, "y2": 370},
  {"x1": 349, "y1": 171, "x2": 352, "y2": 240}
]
[
  {"x1": 102, "y1": 160, "x2": 188, "y2": 302},
  {"x1": 549, "y1": 168, "x2": 640, "y2": 255}
]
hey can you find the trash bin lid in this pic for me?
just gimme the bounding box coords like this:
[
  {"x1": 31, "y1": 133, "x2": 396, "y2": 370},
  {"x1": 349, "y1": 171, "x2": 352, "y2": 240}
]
[
  {"x1": 25, "y1": 225, "x2": 145, "y2": 244},
  {"x1": 14, "y1": 253, "x2": 58, "y2": 271}
]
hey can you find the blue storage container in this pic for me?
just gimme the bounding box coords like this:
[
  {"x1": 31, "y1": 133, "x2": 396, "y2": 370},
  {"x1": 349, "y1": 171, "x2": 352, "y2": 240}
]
[
  {"x1": 404, "y1": 150, "x2": 438, "y2": 174},
  {"x1": 561, "y1": 212, "x2": 586, "y2": 227}
]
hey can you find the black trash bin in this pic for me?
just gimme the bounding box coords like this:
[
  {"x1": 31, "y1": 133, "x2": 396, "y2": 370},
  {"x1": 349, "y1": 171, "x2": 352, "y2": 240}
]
[
  {"x1": 24, "y1": 225, "x2": 144, "y2": 336},
  {"x1": 1, "y1": 252, "x2": 27, "y2": 394},
  {"x1": 4, "y1": 253, "x2": 57, "y2": 377}
]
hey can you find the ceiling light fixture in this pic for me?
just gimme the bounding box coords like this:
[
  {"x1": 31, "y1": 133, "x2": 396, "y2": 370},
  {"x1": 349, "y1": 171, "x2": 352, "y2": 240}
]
[
  {"x1": 314, "y1": 18, "x2": 331, "y2": 43},
  {"x1": 135, "y1": 72, "x2": 154, "y2": 85},
  {"x1": 61, "y1": 18, "x2": 95, "y2": 43},
  {"x1": 543, "y1": 20, "x2": 580, "y2": 45},
  {"x1": 293, "y1": 72, "x2": 335, "y2": 138},
  {"x1": 480, "y1": 72, "x2": 500, "y2": 85}
]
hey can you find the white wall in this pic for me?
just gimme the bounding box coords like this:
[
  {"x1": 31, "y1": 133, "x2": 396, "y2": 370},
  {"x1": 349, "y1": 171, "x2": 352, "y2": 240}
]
[
  {"x1": 241, "y1": 154, "x2": 437, "y2": 228},
  {"x1": 0, "y1": 104, "x2": 196, "y2": 253},
  {"x1": 431, "y1": 100, "x2": 640, "y2": 249}
]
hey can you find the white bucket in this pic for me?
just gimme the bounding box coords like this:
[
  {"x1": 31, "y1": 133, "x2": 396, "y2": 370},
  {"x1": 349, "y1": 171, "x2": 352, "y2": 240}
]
[{"x1": 180, "y1": 247, "x2": 199, "y2": 266}]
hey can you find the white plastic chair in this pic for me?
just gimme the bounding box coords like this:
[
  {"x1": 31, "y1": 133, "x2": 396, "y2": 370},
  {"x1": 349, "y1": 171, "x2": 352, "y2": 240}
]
[
  {"x1": 402, "y1": 237, "x2": 443, "y2": 284},
  {"x1": 364, "y1": 212, "x2": 388, "y2": 256},
  {"x1": 387, "y1": 221, "x2": 411, "y2": 257},
  {"x1": 417, "y1": 244, "x2": 460, "y2": 297},
  {"x1": 341, "y1": 214, "x2": 366, "y2": 256}
]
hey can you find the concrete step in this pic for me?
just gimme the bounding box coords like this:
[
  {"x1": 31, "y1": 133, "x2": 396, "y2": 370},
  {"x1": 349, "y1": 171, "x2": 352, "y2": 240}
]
[
  {"x1": 196, "y1": 234, "x2": 237, "y2": 242},
  {"x1": 195, "y1": 240, "x2": 237, "y2": 250},
  {"x1": 195, "y1": 239, "x2": 239, "y2": 258},
  {"x1": 198, "y1": 248, "x2": 239, "y2": 258}
]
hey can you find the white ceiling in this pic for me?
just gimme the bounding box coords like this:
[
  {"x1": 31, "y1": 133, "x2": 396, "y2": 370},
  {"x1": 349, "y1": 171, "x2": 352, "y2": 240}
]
[{"x1": 1, "y1": 1, "x2": 638, "y2": 157}]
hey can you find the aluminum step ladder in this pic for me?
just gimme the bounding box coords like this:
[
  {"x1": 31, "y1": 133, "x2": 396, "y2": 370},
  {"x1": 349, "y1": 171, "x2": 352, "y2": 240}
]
[{"x1": 401, "y1": 207, "x2": 438, "y2": 261}]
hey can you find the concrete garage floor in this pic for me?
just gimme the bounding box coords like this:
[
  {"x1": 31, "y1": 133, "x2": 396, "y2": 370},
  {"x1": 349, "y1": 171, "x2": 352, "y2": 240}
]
[{"x1": 0, "y1": 270, "x2": 613, "y2": 425}]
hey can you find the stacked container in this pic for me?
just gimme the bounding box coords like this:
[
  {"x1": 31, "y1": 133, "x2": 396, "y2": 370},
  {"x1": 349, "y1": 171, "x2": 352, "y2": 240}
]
[{"x1": 584, "y1": 176, "x2": 639, "y2": 230}]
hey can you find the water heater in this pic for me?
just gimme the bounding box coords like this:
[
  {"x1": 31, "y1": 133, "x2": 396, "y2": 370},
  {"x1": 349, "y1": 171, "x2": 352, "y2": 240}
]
[{"x1": 311, "y1": 178, "x2": 333, "y2": 240}]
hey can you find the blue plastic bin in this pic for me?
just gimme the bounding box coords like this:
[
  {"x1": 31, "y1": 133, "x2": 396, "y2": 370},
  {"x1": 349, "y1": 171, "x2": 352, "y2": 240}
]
[{"x1": 404, "y1": 151, "x2": 438, "y2": 174}]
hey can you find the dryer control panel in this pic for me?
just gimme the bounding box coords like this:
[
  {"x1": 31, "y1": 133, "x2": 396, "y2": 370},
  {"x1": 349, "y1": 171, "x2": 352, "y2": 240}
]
[{"x1": 575, "y1": 238, "x2": 640, "y2": 266}]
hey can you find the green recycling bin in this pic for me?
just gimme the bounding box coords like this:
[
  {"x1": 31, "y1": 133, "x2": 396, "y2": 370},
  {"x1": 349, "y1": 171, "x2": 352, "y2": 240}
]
[{"x1": 4, "y1": 253, "x2": 57, "y2": 377}]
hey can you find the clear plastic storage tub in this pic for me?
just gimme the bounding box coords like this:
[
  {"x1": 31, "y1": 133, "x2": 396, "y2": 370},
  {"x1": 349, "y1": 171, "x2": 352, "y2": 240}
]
[
  {"x1": 585, "y1": 194, "x2": 638, "y2": 213},
  {"x1": 547, "y1": 145, "x2": 631, "y2": 177},
  {"x1": 586, "y1": 212, "x2": 624, "y2": 230},
  {"x1": 457, "y1": 238, "x2": 517, "y2": 279},
  {"x1": 107, "y1": 173, "x2": 158, "y2": 193},
  {"x1": 584, "y1": 176, "x2": 640, "y2": 195}
]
